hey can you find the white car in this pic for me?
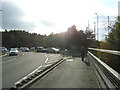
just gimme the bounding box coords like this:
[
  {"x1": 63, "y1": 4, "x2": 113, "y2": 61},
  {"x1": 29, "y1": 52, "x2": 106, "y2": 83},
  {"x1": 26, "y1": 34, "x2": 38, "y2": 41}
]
[{"x1": 9, "y1": 48, "x2": 18, "y2": 56}]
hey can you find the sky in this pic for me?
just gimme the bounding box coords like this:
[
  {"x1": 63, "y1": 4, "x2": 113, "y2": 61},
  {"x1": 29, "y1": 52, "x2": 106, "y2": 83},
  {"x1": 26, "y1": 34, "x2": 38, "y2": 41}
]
[{"x1": 0, "y1": 0, "x2": 119, "y2": 40}]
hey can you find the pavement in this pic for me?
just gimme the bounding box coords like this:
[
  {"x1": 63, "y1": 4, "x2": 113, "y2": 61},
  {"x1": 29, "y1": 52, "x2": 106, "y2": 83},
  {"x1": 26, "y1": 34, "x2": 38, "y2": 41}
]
[{"x1": 30, "y1": 57, "x2": 100, "y2": 88}]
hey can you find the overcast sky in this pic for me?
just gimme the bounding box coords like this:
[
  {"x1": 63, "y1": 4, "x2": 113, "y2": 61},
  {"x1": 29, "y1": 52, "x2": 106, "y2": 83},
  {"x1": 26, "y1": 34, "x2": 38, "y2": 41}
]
[{"x1": 0, "y1": 0, "x2": 119, "y2": 40}]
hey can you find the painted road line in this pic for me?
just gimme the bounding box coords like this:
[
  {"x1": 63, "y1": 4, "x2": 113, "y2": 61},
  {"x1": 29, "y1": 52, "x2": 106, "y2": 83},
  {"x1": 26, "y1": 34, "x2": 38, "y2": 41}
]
[
  {"x1": 27, "y1": 65, "x2": 42, "y2": 76},
  {"x1": 44, "y1": 54, "x2": 49, "y2": 63},
  {"x1": 43, "y1": 64, "x2": 52, "y2": 68},
  {"x1": 47, "y1": 60, "x2": 59, "y2": 64},
  {"x1": 15, "y1": 65, "x2": 42, "y2": 85},
  {"x1": 45, "y1": 55, "x2": 47, "y2": 57},
  {"x1": 66, "y1": 59, "x2": 73, "y2": 62},
  {"x1": 45, "y1": 58, "x2": 48, "y2": 63}
]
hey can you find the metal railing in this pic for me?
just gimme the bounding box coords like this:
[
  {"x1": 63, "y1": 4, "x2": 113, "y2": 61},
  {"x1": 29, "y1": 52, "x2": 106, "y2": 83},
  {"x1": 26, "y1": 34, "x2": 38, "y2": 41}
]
[{"x1": 88, "y1": 48, "x2": 120, "y2": 90}]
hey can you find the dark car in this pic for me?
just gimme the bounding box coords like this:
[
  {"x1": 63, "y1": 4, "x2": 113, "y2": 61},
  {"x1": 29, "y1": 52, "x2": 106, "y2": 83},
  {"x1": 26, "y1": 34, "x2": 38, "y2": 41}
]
[
  {"x1": 0, "y1": 47, "x2": 8, "y2": 53},
  {"x1": 36, "y1": 47, "x2": 44, "y2": 52},
  {"x1": 22, "y1": 47, "x2": 30, "y2": 52}
]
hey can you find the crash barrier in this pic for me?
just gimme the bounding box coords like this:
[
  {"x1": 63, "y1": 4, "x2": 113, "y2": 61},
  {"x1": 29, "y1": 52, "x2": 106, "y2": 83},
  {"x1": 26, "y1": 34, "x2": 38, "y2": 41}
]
[{"x1": 88, "y1": 48, "x2": 120, "y2": 90}]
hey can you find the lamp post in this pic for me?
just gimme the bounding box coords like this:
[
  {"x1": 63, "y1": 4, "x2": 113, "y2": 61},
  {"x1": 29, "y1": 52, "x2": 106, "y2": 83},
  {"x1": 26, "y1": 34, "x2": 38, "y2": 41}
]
[
  {"x1": 94, "y1": 22, "x2": 96, "y2": 40},
  {"x1": 108, "y1": 16, "x2": 109, "y2": 34},
  {"x1": 95, "y1": 13, "x2": 99, "y2": 41}
]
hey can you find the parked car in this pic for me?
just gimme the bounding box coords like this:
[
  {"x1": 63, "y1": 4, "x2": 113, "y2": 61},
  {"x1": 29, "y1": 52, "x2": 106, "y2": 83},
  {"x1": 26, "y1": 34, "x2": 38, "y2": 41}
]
[
  {"x1": 36, "y1": 47, "x2": 44, "y2": 52},
  {"x1": 20, "y1": 47, "x2": 23, "y2": 50},
  {"x1": 9, "y1": 48, "x2": 18, "y2": 56},
  {"x1": 0, "y1": 47, "x2": 8, "y2": 53},
  {"x1": 43, "y1": 48, "x2": 48, "y2": 52},
  {"x1": 30, "y1": 47, "x2": 35, "y2": 51},
  {"x1": 52, "y1": 48, "x2": 60, "y2": 53},
  {"x1": 22, "y1": 47, "x2": 30, "y2": 52},
  {"x1": 47, "y1": 47, "x2": 60, "y2": 53}
]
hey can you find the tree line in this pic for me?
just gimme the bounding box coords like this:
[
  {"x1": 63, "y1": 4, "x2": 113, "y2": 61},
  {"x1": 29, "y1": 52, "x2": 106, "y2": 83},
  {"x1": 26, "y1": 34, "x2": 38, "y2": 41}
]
[
  {"x1": 99, "y1": 16, "x2": 120, "y2": 73},
  {"x1": 1, "y1": 25, "x2": 94, "y2": 50},
  {"x1": 99, "y1": 16, "x2": 120, "y2": 51}
]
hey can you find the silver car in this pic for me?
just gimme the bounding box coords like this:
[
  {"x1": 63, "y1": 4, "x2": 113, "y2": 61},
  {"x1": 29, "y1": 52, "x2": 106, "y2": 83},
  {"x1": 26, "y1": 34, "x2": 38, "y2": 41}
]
[{"x1": 9, "y1": 48, "x2": 18, "y2": 56}]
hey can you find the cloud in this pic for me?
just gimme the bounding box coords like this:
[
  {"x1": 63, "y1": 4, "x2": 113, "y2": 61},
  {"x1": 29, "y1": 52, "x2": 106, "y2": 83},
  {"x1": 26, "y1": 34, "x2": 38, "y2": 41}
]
[
  {"x1": 40, "y1": 20, "x2": 55, "y2": 27},
  {"x1": 1, "y1": 0, "x2": 118, "y2": 41},
  {"x1": 2, "y1": 1, "x2": 35, "y2": 30}
]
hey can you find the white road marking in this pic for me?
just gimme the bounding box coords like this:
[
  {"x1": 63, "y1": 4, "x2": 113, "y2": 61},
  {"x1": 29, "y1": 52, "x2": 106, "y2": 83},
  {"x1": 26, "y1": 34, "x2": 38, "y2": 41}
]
[
  {"x1": 23, "y1": 53, "x2": 24, "y2": 55},
  {"x1": 27, "y1": 65, "x2": 42, "y2": 76},
  {"x1": 44, "y1": 54, "x2": 49, "y2": 63},
  {"x1": 47, "y1": 60, "x2": 59, "y2": 63},
  {"x1": 45, "y1": 58, "x2": 48, "y2": 63},
  {"x1": 43, "y1": 64, "x2": 52, "y2": 67},
  {"x1": 45, "y1": 55, "x2": 47, "y2": 57},
  {"x1": 66, "y1": 59, "x2": 73, "y2": 62},
  {"x1": 15, "y1": 65, "x2": 42, "y2": 84}
]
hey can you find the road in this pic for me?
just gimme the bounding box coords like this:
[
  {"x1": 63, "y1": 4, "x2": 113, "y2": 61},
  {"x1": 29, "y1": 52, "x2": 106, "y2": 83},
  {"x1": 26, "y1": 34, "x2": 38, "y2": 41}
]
[{"x1": 2, "y1": 51, "x2": 62, "y2": 88}]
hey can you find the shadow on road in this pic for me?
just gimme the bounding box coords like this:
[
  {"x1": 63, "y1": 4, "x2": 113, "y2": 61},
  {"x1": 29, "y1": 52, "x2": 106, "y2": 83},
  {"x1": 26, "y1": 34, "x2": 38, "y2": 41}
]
[
  {"x1": 82, "y1": 58, "x2": 90, "y2": 66},
  {"x1": 84, "y1": 61, "x2": 90, "y2": 66}
]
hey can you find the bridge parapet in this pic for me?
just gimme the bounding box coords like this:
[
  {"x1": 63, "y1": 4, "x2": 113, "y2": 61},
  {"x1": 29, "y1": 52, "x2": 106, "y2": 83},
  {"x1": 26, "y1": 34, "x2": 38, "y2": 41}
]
[{"x1": 88, "y1": 48, "x2": 120, "y2": 90}]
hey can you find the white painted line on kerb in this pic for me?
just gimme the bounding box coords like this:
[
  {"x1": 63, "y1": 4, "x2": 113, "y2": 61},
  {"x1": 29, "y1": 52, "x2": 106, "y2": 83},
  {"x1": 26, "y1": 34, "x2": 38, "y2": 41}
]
[
  {"x1": 44, "y1": 64, "x2": 52, "y2": 67},
  {"x1": 27, "y1": 65, "x2": 42, "y2": 76},
  {"x1": 47, "y1": 60, "x2": 59, "y2": 63},
  {"x1": 15, "y1": 65, "x2": 42, "y2": 84}
]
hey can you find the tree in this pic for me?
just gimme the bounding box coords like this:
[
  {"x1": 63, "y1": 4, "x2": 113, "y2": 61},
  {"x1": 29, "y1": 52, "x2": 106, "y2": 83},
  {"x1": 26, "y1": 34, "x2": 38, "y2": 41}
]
[{"x1": 106, "y1": 16, "x2": 120, "y2": 50}]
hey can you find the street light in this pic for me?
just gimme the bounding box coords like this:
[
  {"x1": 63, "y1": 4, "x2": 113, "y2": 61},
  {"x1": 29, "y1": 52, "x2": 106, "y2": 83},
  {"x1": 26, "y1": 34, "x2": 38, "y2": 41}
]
[
  {"x1": 108, "y1": 16, "x2": 109, "y2": 34},
  {"x1": 94, "y1": 22, "x2": 96, "y2": 40},
  {"x1": 95, "y1": 13, "x2": 99, "y2": 41}
]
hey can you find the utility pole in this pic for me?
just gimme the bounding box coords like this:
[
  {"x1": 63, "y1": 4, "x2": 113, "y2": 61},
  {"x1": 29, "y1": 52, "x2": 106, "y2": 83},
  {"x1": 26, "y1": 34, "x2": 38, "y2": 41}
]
[
  {"x1": 94, "y1": 22, "x2": 96, "y2": 40},
  {"x1": 108, "y1": 16, "x2": 109, "y2": 34},
  {"x1": 88, "y1": 20, "x2": 90, "y2": 31},
  {"x1": 97, "y1": 14, "x2": 99, "y2": 41},
  {"x1": 95, "y1": 13, "x2": 99, "y2": 41}
]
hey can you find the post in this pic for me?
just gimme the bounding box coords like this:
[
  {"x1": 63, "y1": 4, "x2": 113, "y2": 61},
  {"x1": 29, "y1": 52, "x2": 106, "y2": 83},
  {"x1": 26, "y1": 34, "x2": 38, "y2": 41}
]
[
  {"x1": 88, "y1": 20, "x2": 90, "y2": 31},
  {"x1": 94, "y1": 22, "x2": 96, "y2": 40},
  {"x1": 108, "y1": 16, "x2": 109, "y2": 34},
  {"x1": 97, "y1": 14, "x2": 99, "y2": 41},
  {"x1": 95, "y1": 13, "x2": 99, "y2": 41}
]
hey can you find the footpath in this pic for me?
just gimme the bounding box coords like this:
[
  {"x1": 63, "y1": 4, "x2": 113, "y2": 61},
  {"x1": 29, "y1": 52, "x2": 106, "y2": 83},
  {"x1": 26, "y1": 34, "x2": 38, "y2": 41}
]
[{"x1": 30, "y1": 56, "x2": 101, "y2": 88}]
